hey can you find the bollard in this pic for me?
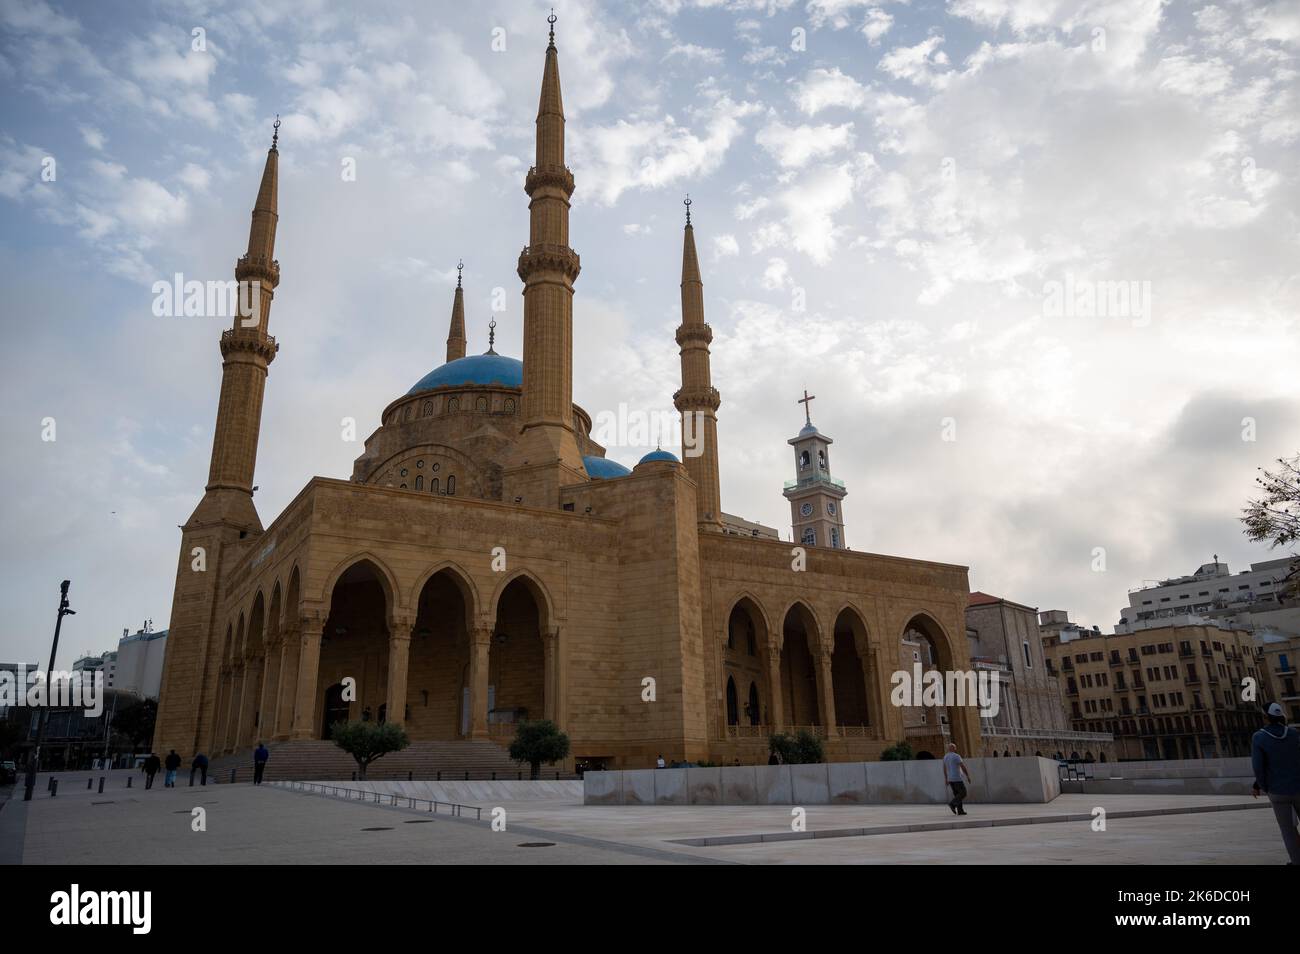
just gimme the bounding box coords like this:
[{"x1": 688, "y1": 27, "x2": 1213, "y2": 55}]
[
  {"x1": 491, "y1": 771, "x2": 496, "y2": 781},
  {"x1": 87, "y1": 777, "x2": 93, "y2": 790},
  {"x1": 464, "y1": 771, "x2": 469, "y2": 780},
  {"x1": 351, "y1": 770, "x2": 356, "y2": 781},
  {"x1": 517, "y1": 771, "x2": 522, "y2": 780},
  {"x1": 230, "y1": 768, "x2": 236, "y2": 784},
  {"x1": 436, "y1": 770, "x2": 441, "y2": 781},
  {"x1": 127, "y1": 776, "x2": 132, "y2": 789},
  {"x1": 51, "y1": 778, "x2": 58, "y2": 797},
  {"x1": 408, "y1": 771, "x2": 413, "y2": 782},
  {"x1": 46, "y1": 776, "x2": 53, "y2": 792},
  {"x1": 98, "y1": 777, "x2": 104, "y2": 794}
]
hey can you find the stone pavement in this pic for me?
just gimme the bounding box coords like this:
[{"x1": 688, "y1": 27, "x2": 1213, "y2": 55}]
[{"x1": 2, "y1": 776, "x2": 1289, "y2": 864}]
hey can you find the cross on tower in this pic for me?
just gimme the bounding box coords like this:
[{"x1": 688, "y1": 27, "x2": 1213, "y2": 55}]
[{"x1": 797, "y1": 389, "x2": 816, "y2": 426}]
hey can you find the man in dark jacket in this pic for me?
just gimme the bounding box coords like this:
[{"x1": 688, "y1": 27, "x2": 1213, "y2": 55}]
[
  {"x1": 1252, "y1": 702, "x2": 1300, "y2": 864},
  {"x1": 190, "y1": 752, "x2": 209, "y2": 787},
  {"x1": 163, "y1": 750, "x2": 182, "y2": 788},
  {"x1": 141, "y1": 753, "x2": 160, "y2": 789},
  {"x1": 253, "y1": 742, "x2": 270, "y2": 784}
]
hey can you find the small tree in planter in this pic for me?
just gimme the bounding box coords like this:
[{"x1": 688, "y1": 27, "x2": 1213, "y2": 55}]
[
  {"x1": 793, "y1": 729, "x2": 825, "y2": 764},
  {"x1": 508, "y1": 720, "x2": 570, "y2": 780},
  {"x1": 329, "y1": 720, "x2": 409, "y2": 780},
  {"x1": 880, "y1": 741, "x2": 914, "y2": 761}
]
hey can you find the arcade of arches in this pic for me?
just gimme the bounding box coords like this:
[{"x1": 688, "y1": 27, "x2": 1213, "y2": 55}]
[{"x1": 209, "y1": 561, "x2": 555, "y2": 749}]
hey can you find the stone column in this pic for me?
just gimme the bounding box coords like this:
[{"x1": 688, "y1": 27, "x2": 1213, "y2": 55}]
[
  {"x1": 213, "y1": 670, "x2": 232, "y2": 754},
  {"x1": 765, "y1": 640, "x2": 784, "y2": 731},
  {"x1": 468, "y1": 624, "x2": 492, "y2": 740},
  {"x1": 541, "y1": 627, "x2": 559, "y2": 722},
  {"x1": 241, "y1": 656, "x2": 264, "y2": 747},
  {"x1": 816, "y1": 645, "x2": 837, "y2": 738},
  {"x1": 256, "y1": 647, "x2": 279, "y2": 743},
  {"x1": 291, "y1": 619, "x2": 324, "y2": 740},
  {"x1": 273, "y1": 627, "x2": 299, "y2": 740},
  {"x1": 386, "y1": 615, "x2": 414, "y2": 728},
  {"x1": 227, "y1": 663, "x2": 246, "y2": 751}
]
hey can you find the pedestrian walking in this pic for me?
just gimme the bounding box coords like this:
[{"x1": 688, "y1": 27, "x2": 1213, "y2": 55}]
[
  {"x1": 163, "y1": 750, "x2": 181, "y2": 788},
  {"x1": 253, "y1": 741, "x2": 270, "y2": 784},
  {"x1": 190, "y1": 752, "x2": 209, "y2": 786},
  {"x1": 142, "y1": 753, "x2": 160, "y2": 790},
  {"x1": 1252, "y1": 702, "x2": 1300, "y2": 864},
  {"x1": 943, "y1": 742, "x2": 972, "y2": 815}
]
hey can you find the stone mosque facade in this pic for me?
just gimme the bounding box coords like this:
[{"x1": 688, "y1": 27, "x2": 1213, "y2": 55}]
[{"x1": 153, "y1": 21, "x2": 981, "y2": 770}]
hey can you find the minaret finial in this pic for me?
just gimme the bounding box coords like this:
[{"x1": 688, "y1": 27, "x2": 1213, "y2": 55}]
[
  {"x1": 487, "y1": 317, "x2": 498, "y2": 355},
  {"x1": 684, "y1": 194, "x2": 692, "y2": 227},
  {"x1": 271, "y1": 114, "x2": 280, "y2": 151},
  {"x1": 457, "y1": 259, "x2": 463, "y2": 288},
  {"x1": 548, "y1": 9, "x2": 557, "y2": 47}
]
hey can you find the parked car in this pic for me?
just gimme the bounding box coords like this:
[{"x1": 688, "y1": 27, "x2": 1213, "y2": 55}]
[{"x1": 0, "y1": 760, "x2": 17, "y2": 784}]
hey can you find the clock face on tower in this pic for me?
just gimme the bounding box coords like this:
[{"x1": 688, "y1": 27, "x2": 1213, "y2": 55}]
[
  {"x1": 800, "y1": 502, "x2": 813, "y2": 517},
  {"x1": 827, "y1": 502, "x2": 837, "y2": 516}
]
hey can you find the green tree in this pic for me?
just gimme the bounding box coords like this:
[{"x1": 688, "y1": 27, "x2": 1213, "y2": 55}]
[
  {"x1": 1242, "y1": 454, "x2": 1300, "y2": 597},
  {"x1": 329, "y1": 720, "x2": 409, "y2": 780},
  {"x1": 508, "y1": 720, "x2": 570, "y2": 780},
  {"x1": 111, "y1": 698, "x2": 157, "y2": 752},
  {"x1": 768, "y1": 730, "x2": 826, "y2": 765},
  {"x1": 880, "y1": 741, "x2": 914, "y2": 761}
]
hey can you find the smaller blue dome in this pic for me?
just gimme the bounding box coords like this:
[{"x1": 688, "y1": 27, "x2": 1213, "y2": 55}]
[
  {"x1": 408, "y1": 353, "x2": 523, "y2": 394},
  {"x1": 639, "y1": 448, "x2": 679, "y2": 464},
  {"x1": 798, "y1": 423, "x2": 820, "y2": 438},
  {"x1": 583, "y1": 455, "x2": 631, "y2": 480}
]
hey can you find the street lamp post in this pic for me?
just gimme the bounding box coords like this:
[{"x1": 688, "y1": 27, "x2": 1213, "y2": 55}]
[{"x1": 23, "y1": 580, "x2": 75, "y2": 801}]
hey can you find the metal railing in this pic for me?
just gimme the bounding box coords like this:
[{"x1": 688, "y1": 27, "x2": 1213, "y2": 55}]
[{"x1": 272, "y1": 780, "x2": 483, "y2": 820}]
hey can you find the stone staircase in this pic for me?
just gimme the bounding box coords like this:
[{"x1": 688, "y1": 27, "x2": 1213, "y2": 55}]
[{"x1": 205, "y1": 740, "x2": 574, "y2": 783}]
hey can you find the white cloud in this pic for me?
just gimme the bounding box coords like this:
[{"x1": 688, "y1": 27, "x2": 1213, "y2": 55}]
[
  {"x1": 793, "y1": 67, "x2": 869, "y2": 115},
  {"x1": 713, "y1": 233, "x2": 740, "y2": 259},
  {"x1": 756, "y1": 120, "x2": 855, "y2": 168}
]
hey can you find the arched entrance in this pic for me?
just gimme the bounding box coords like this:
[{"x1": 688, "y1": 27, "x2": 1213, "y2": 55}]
[
  {"x1": 900, "y1": 613, "x2": 970, "y2": 754},
  {"x1": 408, "y1": 569, "x2": 473, "y2": 739},
  {"x1": 831, "y1": 608, "x2": 872, "y2": 731},
  {"x1": 723, "y1": 599, "x2": 770, "y2": 732},
  {"x1": 780, "y1": 603, "x2": 821, "y2": 728},
  {"x1": 490, "y1": 577, "x2": 546, "y2": 733},
  {"x1": 315, "y1": 560, "x2": 393, "y2": 739}
]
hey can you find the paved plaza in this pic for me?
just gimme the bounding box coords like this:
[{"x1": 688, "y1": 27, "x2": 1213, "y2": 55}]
[{"x1": 0, "y1": 775, "x2": 1290, "y2": 864}]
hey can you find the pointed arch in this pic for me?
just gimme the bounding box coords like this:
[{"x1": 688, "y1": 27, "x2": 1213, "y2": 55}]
[
  {"x1": 722, "y1": 591, "x2": 773, "y2": 645},
  {"x1": 267, "y1": 582, "x2": 283, "y2": 642},
  {"x1": 487, "y1": 569, "x2": 557, "y2": 632},
  {"x1": 408, "y1": 560, "x2": 480, "y2": 621},
  {"x1": 284, "y1": 565, "x2": 301, "y2": 626},
  {"x1": 780, "y1": 599, "x2": 823, "y2": 653},
  {"x1": 319, "y1": 552, "x2": 402, "y2": 615},
  {"x1": 245, "y1": 590, "x2": 267, "y2": 656}
]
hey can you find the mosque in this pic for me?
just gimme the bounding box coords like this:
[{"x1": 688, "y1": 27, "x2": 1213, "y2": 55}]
[{"x1": 152, "y1": 16, "x2": 979, "y2": 770}]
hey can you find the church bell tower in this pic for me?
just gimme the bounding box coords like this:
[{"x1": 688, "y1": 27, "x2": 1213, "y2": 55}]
[{"x1": 782, "y1": 391, "x2": 847, "y2": 549}]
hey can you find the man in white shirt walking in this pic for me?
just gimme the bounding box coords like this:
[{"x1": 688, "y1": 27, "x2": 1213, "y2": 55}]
[{"x1": 944, "y1": 743, "x2": 972, "y2": 815}]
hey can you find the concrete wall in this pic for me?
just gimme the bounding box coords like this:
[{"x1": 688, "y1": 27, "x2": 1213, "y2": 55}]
[
  {"x1": 584, "y1": 756, "x2": 1061, "y2": 805},
  {"x1": 1058, "y1": 756, "x2": 1255, "y2": 796}
]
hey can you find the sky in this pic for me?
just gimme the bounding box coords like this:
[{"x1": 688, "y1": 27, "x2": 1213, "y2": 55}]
[{"x1": 0, "y1": 0, "x2": 1297, "y2": 668}]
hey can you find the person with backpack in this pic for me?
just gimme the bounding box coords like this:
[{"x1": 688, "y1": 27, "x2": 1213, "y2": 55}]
[{"x1": 1252, "y1": 702, "x2": 1300, "y2": 864}]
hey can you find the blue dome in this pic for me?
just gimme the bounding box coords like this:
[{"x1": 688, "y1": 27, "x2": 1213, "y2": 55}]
[
  {"x1": 583, "y1": 455, "x2": 631, "y2": 479},
  {"x1": 798, "y1": 423, "x2": 820, "y2": 438},
  {"x1": 638, "y1": 448, "x2": 679, "y2": 464},
  {"x1": 408, "y1": 354, "x2": 523, "y2": 394}
]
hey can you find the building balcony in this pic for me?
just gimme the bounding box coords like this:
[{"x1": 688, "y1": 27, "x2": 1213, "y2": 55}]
[
  {"x1": 1109, "y1": 655, "x2": 1124, "y2": 667},
  {"x1": 783, "y1": 473, "x2": 846, "y2": 492}
]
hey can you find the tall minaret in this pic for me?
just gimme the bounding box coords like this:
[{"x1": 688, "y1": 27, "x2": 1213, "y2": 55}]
[
  {"x1": 783, "y1": 391, "x2": 847, "y2": 549},
  {"x1": 502, "y1": 12, "x2": 586, "y2": 506},
  {"x1": 446, "y1": 260, "x2": 467, "y2": 363},
  {"x1": 201, "y1": 117, "x2": 282, "y2": 524},
  {"x1": 673, "y1": 197, "x2": 723, "y2": 528},
  {"x1": 155, "y1": 120, "x2": 283, "y2": 756}
]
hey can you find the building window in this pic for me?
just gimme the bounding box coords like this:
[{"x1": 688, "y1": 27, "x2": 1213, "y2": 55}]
[
  {"x1": 447, "y1": 476, "x2": 456, "y2": 495},
  {"x1": 830, "y1": 527, "x2": 840, "y2": 549},
  {"x1": 801, "y1": 526, "x2": 815, "y2": 545},
  {"x1": 414, "y1": 475, "x2": 423, "y2": 490},
  {"x1": 475, "y1": 396, "x2": 488, "y2": 411}
]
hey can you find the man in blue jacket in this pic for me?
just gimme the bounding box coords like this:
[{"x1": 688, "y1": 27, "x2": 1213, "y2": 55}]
[{"x1": 1251, "y1": 702, "x2": 1300, "y2": 864}]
